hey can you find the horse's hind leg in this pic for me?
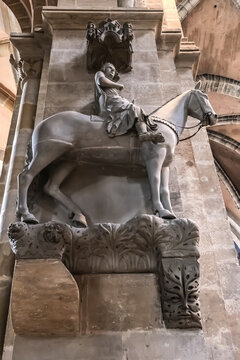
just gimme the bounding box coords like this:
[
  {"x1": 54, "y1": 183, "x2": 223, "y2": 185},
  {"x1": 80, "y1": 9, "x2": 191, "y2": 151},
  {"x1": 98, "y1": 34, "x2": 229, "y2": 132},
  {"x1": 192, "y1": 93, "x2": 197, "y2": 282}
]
[
  {"x1": 17, "y1": 142, "x2": 71, "y2": 223},
  {"x1": 44, "y1": 161, "x2": 87, "y2": 227}
]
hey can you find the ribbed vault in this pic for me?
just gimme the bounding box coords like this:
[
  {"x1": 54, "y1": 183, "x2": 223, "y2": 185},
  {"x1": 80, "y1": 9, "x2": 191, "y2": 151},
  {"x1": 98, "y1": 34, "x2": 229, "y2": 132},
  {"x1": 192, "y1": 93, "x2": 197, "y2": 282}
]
[
  {"x1": 177, "y1": 0, "x2": 240, "y2": 21},
  {"x1": 2, "y1": 0, "x2": 32, "y2": 32},
  {"x1": 197, "y1": 74, "x2": 240, "y2": 99},
  {"x1": 207, "y1": 129, "x2": 240, "y2": 193},
  {"x1": 1, "y1": 0, "x2": 58, "y2": 33},
  {"x1": 214, "y1": 160, "x2": 240, "y2": 209},
  {"x1": 0, "y1": 82, "x2": 15, "y2": 102},
  {"x1": 177, "y1": 0, "x2": 202, "y2": 21}
]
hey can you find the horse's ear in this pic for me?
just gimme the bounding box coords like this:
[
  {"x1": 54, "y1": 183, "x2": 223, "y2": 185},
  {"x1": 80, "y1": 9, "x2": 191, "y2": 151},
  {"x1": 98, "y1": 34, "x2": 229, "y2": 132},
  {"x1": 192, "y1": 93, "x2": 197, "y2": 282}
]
[{"x1": 194, "y1": 80, "x2": 201, "y2": 90}]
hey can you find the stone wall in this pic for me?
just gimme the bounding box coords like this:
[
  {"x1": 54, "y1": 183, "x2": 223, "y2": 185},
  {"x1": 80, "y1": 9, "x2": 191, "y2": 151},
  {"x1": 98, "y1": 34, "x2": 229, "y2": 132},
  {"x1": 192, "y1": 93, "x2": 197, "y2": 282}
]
[{"x1": 2, "y1": 2, "x2": 240, "y2": 360}]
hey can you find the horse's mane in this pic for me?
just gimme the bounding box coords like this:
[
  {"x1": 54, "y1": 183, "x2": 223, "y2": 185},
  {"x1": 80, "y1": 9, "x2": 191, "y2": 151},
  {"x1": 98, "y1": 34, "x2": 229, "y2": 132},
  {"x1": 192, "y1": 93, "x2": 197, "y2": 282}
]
[{"x1": 148, "y1": 92, "x2": 182, "y2": 116}]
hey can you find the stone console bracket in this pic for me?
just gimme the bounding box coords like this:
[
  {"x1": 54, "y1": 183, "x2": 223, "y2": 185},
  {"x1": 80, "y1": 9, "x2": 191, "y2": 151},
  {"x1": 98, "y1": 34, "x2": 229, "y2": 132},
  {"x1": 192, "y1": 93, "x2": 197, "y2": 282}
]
[{"x1": 8, "y1": 215, "x2": 202, "y2": 334}]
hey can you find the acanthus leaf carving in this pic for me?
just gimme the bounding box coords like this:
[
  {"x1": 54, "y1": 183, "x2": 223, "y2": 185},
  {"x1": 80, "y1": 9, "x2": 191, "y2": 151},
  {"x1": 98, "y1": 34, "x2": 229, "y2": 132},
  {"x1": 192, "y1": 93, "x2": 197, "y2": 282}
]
[{"x1": 160, "y1": 258, "x2": 201, "y2": 328}]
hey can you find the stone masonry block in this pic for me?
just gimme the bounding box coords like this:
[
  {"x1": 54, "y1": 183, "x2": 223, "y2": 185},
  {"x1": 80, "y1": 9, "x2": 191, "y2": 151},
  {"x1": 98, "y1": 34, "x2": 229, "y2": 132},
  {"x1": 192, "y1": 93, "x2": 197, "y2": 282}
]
[
  {"x1": 45, "y1": 82, "x2": 94, "y2": 108},
  {"x1": 50, "y1": 49, "x2": 87, "y2": 65},
  {"x1": 217, "y1": 263, "x2": 240, "y2": 300},
  {"x1": 11, "y1": 259, "x2": 79, "y2": 335},
  {"x1": 132, "y1": 50, "x2": 159, "y2": 64},
  {"x1": 76, "y1": 273, "x2": 163, "y2": 333},
  {"x1": 133, "y1": 30, "x2": 158, "y2": 51},
  {"x1": 52, "y1": 30, "x2": 86, "y2": 50},
  {"x1": 13, "y1": 334, "x2": 123, "y2": 360},
  {"x1": 122, "y1": 330, "x2": 209, "y2": 360},
  {"x1": 131, "y1": 63, "x2": 162, "y2": 82},
  {"x1": 48, "y1": 63, "x2": 92, "y2": 82}
]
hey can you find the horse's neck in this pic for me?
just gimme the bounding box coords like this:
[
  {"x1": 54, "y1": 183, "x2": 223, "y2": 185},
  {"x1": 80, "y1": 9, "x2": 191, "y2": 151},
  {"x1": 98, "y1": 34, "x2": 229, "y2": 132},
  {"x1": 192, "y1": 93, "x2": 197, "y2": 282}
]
[{"x1": 152, "y1": 91, "x2": 190, "y2": 135}]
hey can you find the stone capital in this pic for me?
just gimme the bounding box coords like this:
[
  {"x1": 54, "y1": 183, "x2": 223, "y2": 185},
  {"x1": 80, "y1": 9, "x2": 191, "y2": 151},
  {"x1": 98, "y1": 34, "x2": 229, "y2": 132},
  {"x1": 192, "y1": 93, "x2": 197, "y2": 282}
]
[{"x1": 10, "y1": 33, "x2": 44, "y2": 63}]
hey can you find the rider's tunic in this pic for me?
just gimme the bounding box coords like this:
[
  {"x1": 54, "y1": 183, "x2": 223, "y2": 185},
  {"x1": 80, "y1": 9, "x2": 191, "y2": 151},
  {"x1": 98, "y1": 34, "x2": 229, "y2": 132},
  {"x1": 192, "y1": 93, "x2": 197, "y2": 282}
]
[{"x1": 94, "y1": 71, "x2": 147, "y2": 137}]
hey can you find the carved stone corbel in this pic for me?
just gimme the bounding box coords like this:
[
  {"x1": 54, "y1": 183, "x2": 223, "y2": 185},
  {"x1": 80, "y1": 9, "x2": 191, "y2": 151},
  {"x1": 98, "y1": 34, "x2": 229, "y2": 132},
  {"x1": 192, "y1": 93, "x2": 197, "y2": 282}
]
[
  {"x1": 9, "y1": 54, "x2": 43, "y2": 88},
  {"x1": 8, "y1": 216, "x2": 202, "y2": 329}
]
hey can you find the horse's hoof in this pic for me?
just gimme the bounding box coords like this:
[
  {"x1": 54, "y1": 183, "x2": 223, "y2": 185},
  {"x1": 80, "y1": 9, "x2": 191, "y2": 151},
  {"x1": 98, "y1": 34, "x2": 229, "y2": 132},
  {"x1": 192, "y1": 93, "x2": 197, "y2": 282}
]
[
  {"x1": 70, "y1": 213, "x2": 87, "y2": 228},
  {"x1": 162, "y1": 213, "x2": 176, "y2": 220},
  {"x1": 21, "y1": 213, "x2": 39, "y2": 224},
  {"x1": 154, "y1": 209, "x2": 176, "y2": 219}
]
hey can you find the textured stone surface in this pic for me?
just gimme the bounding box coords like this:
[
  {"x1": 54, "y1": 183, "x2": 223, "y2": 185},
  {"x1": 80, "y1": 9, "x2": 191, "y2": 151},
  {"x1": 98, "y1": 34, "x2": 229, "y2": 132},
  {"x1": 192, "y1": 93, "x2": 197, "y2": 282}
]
[
  {"x1": 13, "y1": 334, "x2": 124, "y2": 360},
  {"x1": 122, "y1": 330, "x2": 209, "y2": 360},
  {"x1": 76, "y1": 274, "x2": 163, "y2": 332},
  {"x1": 12, "y1": 330, "x2": 209, "y2": 360},
  {"x1": 11, "y1": 259, "x2": 79, "y2": 335}
]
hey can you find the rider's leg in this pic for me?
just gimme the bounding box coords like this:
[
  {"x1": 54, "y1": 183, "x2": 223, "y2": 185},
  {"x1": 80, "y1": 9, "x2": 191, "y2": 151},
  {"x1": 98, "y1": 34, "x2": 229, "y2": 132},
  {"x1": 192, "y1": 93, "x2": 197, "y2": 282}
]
[
  {"x1": 44, "y1": 161, "x2": 87, "y2": 227},
  {"x1": 135, "y1": 120, "x2": 165, "y2": 143}
]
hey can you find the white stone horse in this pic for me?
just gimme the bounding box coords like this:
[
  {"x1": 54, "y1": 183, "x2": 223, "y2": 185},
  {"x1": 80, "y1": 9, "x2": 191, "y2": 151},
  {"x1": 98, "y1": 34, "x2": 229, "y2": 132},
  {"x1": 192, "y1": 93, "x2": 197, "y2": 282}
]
[{"x1": 16, "y1": 87, "x2": 217, "y2": 227}]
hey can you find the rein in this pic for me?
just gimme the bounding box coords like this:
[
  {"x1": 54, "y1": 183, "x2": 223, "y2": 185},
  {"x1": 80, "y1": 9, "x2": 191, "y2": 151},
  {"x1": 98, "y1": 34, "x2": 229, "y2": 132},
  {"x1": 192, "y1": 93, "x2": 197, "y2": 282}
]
[
  {"x1": 178, "y1": 124, "x2": 204, "y2": 142},
  {"x1": 150, "y1": 116, "x2": 180, "y2": 143},
  {"x1": 150, "y1": 91, "x2": 212, "y2": 143},
  {"x1": 150, "y1": 116, "x2": 205, "y2": 143}
]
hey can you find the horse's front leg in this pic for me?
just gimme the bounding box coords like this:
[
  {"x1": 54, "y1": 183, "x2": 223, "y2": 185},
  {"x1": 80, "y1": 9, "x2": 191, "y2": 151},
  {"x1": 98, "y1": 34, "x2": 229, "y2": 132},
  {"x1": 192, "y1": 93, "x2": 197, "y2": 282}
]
[
  {"x1": 160, "y1": 166, "x2": 176, "y2": 219},
  {"x1": 142, "y1": 145, "x2": 168, "y2": 218}
]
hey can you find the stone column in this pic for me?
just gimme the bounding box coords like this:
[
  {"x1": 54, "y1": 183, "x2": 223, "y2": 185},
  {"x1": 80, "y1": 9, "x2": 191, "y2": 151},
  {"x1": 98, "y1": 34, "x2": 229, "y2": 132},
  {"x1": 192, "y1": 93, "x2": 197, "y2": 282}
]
[
  {"x1": 0, "y1": 85, "x2": 21, "y2": 212},
  {"x1": 0, "y1": 34, "x2": 43, "y2": 355}
]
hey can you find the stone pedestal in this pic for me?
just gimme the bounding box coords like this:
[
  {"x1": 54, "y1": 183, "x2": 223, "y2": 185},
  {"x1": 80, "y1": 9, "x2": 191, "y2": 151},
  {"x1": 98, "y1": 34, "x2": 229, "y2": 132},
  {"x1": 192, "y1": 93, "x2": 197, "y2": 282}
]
[{"x1": 8, "y1": 216, "x2": 201, "y2": 333}]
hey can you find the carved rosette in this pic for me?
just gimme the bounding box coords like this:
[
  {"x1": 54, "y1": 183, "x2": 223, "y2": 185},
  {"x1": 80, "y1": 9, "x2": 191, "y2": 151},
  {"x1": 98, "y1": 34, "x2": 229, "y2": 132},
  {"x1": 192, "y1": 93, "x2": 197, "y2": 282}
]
[{"x1": 8, "y1": 215, "x2": 201, "y2": 329}]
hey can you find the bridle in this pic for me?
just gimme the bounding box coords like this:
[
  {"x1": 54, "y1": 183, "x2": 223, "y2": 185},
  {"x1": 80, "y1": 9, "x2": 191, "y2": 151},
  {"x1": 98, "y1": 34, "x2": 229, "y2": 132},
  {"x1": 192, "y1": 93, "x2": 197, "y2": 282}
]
[{"x1": 150, "y1": 91, "x2": 212, "y2": 143}]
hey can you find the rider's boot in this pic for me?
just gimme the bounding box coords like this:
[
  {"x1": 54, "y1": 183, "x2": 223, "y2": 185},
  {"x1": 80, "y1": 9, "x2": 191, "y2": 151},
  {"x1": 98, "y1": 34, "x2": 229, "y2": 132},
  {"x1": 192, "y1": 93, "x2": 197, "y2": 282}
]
[{"x1": 135, "y1": 120, "x2": 165, "y2": 144}]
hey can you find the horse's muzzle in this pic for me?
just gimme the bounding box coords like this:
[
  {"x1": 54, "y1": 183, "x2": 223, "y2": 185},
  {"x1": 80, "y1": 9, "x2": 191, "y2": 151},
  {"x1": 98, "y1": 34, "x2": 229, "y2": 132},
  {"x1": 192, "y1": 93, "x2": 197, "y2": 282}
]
[{"x1": 205, "y1": 112, "x2": 218, "y2": 126}]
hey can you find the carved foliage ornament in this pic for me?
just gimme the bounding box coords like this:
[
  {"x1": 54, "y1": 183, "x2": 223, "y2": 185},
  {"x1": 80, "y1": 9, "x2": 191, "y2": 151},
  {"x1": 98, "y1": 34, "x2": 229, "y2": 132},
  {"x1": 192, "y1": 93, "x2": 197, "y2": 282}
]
[
  {"x1": 86, "y1": 18, "x2": 133, "y2": 73},
  {"x1": 9, "y1": 54, "x2": 43, "y2": 88},
  {"x1": 8, "y1": 216, "x2": 201, "y2": 329}
]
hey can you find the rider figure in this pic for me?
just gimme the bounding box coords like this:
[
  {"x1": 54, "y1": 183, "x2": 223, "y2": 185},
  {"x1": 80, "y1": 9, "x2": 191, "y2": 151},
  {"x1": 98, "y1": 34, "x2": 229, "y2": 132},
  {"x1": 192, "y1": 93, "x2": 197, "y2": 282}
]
[{"x1": 94, "y1": 63, "x2": 165, "y2": 143}]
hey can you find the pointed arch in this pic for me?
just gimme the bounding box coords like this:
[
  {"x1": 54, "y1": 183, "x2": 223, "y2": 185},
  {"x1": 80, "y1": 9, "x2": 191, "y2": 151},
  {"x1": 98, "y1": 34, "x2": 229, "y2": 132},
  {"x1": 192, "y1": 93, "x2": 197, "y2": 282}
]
[
  {"x1": 1, "y1": 0, "x2": 32, "y2": 32},
  {"x1": 196, "y1": 74, "x2": 240, "y2": 99},
  {"x1": 177, "y1": 0, "x2": 203, "y2": 21}
]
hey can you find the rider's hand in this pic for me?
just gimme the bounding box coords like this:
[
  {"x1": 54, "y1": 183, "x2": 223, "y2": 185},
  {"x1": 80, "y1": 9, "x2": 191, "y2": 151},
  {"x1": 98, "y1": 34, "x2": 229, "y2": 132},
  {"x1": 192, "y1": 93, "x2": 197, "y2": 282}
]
[{"x1": 118, "y1": 84, "x2": 124, "y2": 91}]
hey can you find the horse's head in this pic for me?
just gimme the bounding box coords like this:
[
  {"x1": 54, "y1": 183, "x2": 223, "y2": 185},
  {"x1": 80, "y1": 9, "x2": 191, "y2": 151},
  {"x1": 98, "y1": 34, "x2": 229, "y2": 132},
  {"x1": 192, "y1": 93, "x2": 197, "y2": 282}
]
[{"x1": 187, "y1": 87, "x2": 218, "y2": 127}]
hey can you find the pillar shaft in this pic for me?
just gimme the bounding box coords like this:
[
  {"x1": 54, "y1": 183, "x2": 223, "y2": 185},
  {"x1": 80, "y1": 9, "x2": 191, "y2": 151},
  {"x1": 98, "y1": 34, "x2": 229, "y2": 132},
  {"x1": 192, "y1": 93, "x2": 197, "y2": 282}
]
[{"x1": 0, "y1": 34, "x2": 43, "y2": 356}]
